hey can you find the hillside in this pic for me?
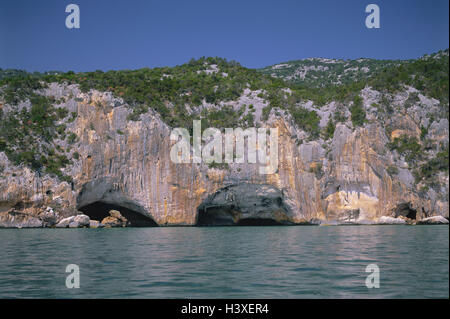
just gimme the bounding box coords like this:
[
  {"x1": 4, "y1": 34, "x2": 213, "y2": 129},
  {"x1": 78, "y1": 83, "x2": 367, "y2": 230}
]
[
  {"x1": 258, "y1": 49, "x2": 449, "y2": 90},
  {"x1": 259, "y1": 57, "x2": 405, "y2": 87},
  {"x1": 0, "y1": 50, "x2": 448, "y2": 227}
]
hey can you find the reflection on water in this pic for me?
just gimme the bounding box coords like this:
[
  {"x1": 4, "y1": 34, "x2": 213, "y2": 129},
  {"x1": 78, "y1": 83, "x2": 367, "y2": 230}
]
[{"x1": 0, "y1": 226, "x2": 448, "y2": 298}]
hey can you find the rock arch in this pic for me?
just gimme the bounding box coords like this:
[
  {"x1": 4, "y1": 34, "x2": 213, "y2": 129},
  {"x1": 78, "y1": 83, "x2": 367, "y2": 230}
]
[
  {"x1": 76, "y1": 178, "x2": 158, "y2": 227},
  {"x1": 196, "y1": 183, "x2": 294, "y2": 226}
]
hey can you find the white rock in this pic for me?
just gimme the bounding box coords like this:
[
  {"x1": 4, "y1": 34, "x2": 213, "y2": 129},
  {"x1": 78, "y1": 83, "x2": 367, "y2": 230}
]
[
  {"x1": 56, "y1": 214, "x2": 90, "y2": 228},
  {"x1": 73, "y1": 214, "x2": 90, "y2": 227},
  {"x1": 377, "y1": 216, "x2": 406, "y2": 224},
  {"x1": 418, "y1": 216, "x2": 449, "y2": 224},
  {"x1": 55, "y1": 216, "x2": 75, "y2": 228}
]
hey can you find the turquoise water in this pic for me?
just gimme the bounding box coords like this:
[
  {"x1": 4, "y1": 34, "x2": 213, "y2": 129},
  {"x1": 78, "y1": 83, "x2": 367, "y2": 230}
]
[{"x1": 0, "y1": 226, "x2": 448, "y2": 298}]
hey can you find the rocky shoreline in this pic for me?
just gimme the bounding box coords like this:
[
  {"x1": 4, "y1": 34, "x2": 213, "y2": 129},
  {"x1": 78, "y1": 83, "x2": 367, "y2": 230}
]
[
  {"x1": 0, "y1": 207, "x2": 129, "y2": 229},
  {"x1": 0, "y1": 206, "x2": 448, "y2": 229}
]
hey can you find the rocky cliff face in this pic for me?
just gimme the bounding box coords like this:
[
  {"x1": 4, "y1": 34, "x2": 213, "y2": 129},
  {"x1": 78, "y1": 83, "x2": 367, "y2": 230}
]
[{"x1": 0, "y1": 55, "x2": 448, "y2": 227}]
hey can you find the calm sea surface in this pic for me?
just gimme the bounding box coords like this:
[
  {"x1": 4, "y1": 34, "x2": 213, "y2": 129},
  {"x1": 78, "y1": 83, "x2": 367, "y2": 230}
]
[{"x1": 0, "y1": 226, "x2": 448, "y2": 298}]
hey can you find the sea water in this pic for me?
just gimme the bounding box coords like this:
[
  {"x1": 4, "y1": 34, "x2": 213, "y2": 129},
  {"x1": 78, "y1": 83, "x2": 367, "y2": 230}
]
[{"x1": 0, "y1": 225, "x2": 448, "y2": 298}]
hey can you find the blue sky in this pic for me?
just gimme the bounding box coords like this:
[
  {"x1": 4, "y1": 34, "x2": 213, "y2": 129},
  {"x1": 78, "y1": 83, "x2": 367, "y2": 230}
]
[{"x1": 0, "y1": 0, "x2": 448, "y2": 72}]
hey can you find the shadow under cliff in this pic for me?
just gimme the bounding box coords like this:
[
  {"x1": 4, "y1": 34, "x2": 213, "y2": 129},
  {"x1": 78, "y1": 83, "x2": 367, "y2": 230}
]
[{"x1": 78, "y1": 202, "x2": 158, "y2": 227}]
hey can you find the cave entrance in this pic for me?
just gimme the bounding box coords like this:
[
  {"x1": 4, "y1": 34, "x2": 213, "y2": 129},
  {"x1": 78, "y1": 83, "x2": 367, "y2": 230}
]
[
  {"x1": 196, "y1": 184, "x2": 292, "y2": 226},
  {"x1": 196, "y1": 206, "x2": 236, "y2": 226},
  {"x1": 78, "y1": 202, "x2": 158, "y2": 227},
  {"x1": 394, "y1": 202, "x2": 417, "y2": 220},
  {"x1": 196, "y1": 206, "x2": 284, "y2": 226}
]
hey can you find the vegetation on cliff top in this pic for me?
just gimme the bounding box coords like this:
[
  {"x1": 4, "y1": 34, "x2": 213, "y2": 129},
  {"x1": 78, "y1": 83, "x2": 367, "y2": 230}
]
[
  {"x1": 259, "y1": 56, "x2": 407, "y2": 88},
  {"x1": 259, "y1": 49, "x2": 449, "y2": 104},
  {"x1": 0, "y1": 50, "x2": 448, "y2": 182},
  {"x1": 0, "y1": 87, "x2": 73, "y2": 182}
]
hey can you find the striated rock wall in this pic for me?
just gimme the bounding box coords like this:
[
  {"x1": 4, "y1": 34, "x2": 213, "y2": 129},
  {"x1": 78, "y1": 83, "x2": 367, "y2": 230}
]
[{"x1": 0, "y1": 84, "x2": 448, "y2": 227}]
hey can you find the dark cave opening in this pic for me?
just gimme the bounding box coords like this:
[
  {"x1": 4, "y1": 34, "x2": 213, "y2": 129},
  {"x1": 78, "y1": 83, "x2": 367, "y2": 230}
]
[
  {"x1": 78, "y1": 201, "x2": 158, "y2": 227},
  {"x1": 196, "y1": 207, "x2": 236, "y2": 226},
  {"x1": 196, "y1": 207, "x2": 283, "y2": 226},
  {"x1": 394, "y1": 202, "x2": 417, "y2": 220},
  {"x1": 406, "y1": 209, "x2": 417, "y2": 220}
]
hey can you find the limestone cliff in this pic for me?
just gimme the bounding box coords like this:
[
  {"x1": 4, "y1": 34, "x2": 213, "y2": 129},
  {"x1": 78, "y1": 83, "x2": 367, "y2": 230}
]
[{"x1": 0, "y1": 54, "x2": 448, "y2": 227}]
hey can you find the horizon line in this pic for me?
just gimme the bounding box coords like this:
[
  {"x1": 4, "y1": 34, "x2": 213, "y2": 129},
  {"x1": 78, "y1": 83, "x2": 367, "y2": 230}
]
[{"x1": 1, "y1": 47, "x2": 448, "y2": 74}]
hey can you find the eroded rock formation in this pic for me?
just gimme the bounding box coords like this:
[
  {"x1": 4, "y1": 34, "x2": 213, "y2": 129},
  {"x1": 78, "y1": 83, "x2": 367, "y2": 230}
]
[
  {"x1": 0, "y1": 81, "x2": 448, "y2": 227},
  {"x1": 197, "y1": 184, "x2": 293, "y2": 226}
]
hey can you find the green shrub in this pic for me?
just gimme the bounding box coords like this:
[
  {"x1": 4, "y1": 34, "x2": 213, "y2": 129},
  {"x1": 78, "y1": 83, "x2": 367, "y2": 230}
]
[
  {"x1": 350, "y1": 95, "x2": 366, "y2": 127},
  {"x1": 67, "y1": 132, "x2": 77, "y2": 144},
  {"x1": 419, "y1": 147, "x2": 449, "y2": 180},
  {"x1": 290, "y1": 107, "x2": 320, "y2": 139},
  {"x1": 323, "y1": 118, "x2": 335, "y2": 140},
  {"x1": 387, "y1": 166, "x2": 399, "y2": 176},
  {"x1": 388, "y1": 135, "x2": 422, "y2": 163}
]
